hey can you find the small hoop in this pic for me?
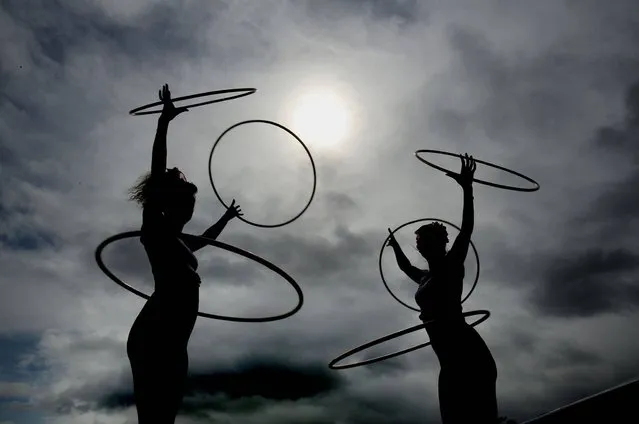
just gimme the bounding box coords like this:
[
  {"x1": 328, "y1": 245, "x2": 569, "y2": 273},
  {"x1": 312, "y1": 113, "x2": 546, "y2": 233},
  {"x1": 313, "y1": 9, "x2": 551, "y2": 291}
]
[
  {"x1": 95, "y1": 231, "x2": 304, "y2": 322},
  {"x1": 208, "y1": 120, "x2": 317, "y2": 228},
  {"x1": 129, "y1": 88, "x2": 257, "y2": 116},
  {"x1": 328, "y1": 310, "x2": 490, "y2": 370},
  {"x1": 380, "y1": 218, "x2": 480, "y2": 312},
  {"x1": 415, "y1": 149, "x2": 540, "y2": 192}
]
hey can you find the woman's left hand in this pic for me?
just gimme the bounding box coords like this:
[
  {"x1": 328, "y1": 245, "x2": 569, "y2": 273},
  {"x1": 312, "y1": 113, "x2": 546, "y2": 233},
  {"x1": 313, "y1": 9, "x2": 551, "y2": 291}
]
[
  {"x1": 223, "y1": 199, "x2": 243, "y2": 220},
  {"x1": 159, "y1": 83, "x2": 188, "y2": 123},
  {"x1": 446, "y1": 153, "x2": 476, "y2": 189}
]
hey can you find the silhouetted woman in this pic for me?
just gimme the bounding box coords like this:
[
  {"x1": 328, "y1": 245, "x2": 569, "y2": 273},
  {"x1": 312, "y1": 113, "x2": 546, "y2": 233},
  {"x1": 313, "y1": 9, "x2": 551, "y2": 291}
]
[
  {"x1": 387, "y1": 154, "x2": 499, "y2": 423},
  {"x1": 127, "y1": 84, "x2": 242, "y2": 424}
]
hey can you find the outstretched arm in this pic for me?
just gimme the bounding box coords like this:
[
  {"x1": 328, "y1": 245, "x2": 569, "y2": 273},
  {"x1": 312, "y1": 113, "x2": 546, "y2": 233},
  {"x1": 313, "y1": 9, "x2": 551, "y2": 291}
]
[
  {"x1": 183, "y1": 200, "x2": 243, "y2": 252},
  {"x1": 387, "y1": 228, "x2": 424, "y2": 284},
  {"x1": 447, "y1": 154, "x2": 476, "y2": 264}
]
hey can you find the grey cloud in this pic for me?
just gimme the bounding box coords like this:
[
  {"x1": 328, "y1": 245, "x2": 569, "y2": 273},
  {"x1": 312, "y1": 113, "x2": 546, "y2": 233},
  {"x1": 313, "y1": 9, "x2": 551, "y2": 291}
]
[
  {"x1": 531, "y1": 248, "x2": 639, "y2": 317},
  {"x1": 304, "y1": 0, "x2": 421, "y2": 25},
  {"x1": 225, "y1": 225, "x2": 379, "y2": 282},
  {"x1": 1, "y1": 0, "x2": 211, "y2": 66}
]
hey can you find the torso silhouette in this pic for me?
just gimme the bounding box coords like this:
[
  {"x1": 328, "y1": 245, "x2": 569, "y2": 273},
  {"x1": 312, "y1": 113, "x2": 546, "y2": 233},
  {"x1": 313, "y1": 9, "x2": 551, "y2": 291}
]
[
  {"x1": 415, "y1": 257, "x2": 471, "y2": 367},
  {"x1": 130, "y1": 205, "x2": 200, "y2": 352},
  {"x1": 415, "y1": 257, "x2": 463, "y2": 322}
]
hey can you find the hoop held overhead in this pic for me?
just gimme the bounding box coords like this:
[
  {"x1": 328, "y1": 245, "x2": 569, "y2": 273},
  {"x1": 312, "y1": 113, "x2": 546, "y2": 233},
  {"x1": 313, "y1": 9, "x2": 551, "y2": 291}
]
[
  {"x1": 208, "y1": 119, "x2": 317, "y2": 228},
  {"x1": 95, "y1": 231, "x2": 303, "y2": 322},
  {"x1": 129, "y1": 88, "x2": 257, "y2": 116},
  {"x1": 415, "y1": 149, "x2": 540, "y2": 192},
  {"x1": 328, "y1": 310, "x2": 490, "y2": 370},
  {"x1": 380, "y1": 218, "x2": 480, "y2": 312}
]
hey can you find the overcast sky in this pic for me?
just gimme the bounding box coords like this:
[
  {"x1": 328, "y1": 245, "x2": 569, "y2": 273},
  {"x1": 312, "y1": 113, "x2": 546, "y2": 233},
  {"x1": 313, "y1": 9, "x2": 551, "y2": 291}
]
[{"x1": 1, "y1": 1, "x2": 639, "y2": 423}]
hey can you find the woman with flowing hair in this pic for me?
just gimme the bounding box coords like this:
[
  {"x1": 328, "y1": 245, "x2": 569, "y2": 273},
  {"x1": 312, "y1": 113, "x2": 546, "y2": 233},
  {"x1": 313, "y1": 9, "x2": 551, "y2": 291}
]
[
  {"x1": 387, "y1": 154, "x2": 501, "y2": 423},
  {"x1": 126, "y1": 84, "x2": 242, "y2": 423}
]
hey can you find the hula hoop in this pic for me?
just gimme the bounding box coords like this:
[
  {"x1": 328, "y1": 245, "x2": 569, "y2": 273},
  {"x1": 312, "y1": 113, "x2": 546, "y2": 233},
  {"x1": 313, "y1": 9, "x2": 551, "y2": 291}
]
[
  {"x1": 380, "y1": 218, "x2": 480, "y2": 312},
  {"x1": 329, "y1": 310, "x2": 490, "y2": 370},
  {"x1": 208, "y1": 120, "x2": 317, "y2": 228},
  {"x1": 129, "y1": 88, "x2": 257, "y2": 116},
  {"x1": 415, "y1": 149, "x2": 540, "y2": 192},
  {"x1": 95, "y1": 231, "x2": 304, "y2": 322}
]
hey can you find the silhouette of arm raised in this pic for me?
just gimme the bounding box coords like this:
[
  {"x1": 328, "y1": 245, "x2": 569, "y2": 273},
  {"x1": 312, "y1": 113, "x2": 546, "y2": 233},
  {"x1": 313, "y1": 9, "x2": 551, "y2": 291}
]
[
  {"x1": 151, "y1": 84, "x2": 188, "y2": 179},
  {"x1": 447, "y1": 154, "x2": 476, "y2": 265},
  {"x1": 183, "y1": 200, "x2": 243, "y2": 252},
  {"x1": 387, "y1": 228, "x2": 424, "y2": 284}
]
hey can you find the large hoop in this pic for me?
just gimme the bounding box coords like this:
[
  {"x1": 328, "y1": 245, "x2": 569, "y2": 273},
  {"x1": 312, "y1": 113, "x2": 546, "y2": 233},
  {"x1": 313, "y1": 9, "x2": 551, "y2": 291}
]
[
  {"x1": 208, "y1": 120, "x2": 317, "y2": 228},
  {"x1": 380, "y1": 218, "x2": 480, "y2": 312},
  {"x1": 129, "y1": 88, "x2": 257, "y2": 116},
  {"x1": 95, "y1": 231, "x2": 304, "y2": 322},
  {"x1": 415, "y1": 149, "x2": 540, "y2": 192},
  {"x1": 329, "y1": 310, "x2": 490, "y2": 369}
]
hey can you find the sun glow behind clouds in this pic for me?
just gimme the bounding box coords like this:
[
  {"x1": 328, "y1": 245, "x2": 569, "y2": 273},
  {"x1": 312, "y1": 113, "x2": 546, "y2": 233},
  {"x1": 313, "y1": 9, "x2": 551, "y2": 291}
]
[{"x1": 290, "y1": 89, "x2": 350, "y2": 148}]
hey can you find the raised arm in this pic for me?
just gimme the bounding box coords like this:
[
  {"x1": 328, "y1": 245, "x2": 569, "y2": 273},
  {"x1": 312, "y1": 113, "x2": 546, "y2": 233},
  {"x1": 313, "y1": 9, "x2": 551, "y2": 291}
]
[
  {"x1": 386, "y1": 228, "x2": 424, "y2": 284},
  {"x1": 183, "y1": 200, "x2": 243, "y2": 252},
  {"x1": 447, "y1": 154, "x2": 476, "y2": 264},
  {"x1": 151, "y1": 84, "x2": 188, "y2": 179}
]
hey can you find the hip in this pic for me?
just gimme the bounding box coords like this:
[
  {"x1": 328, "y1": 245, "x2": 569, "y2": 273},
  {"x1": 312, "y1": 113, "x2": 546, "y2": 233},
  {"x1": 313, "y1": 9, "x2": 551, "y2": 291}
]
[{"x1": 426, "y1": 323, "x2": 495, "y2": 370}]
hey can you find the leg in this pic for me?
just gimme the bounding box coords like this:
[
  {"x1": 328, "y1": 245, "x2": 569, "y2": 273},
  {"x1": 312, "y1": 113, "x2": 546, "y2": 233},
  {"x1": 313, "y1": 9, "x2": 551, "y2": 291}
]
[{"x1": 129, "y1": 351, "x2": 188, "y2": 424}]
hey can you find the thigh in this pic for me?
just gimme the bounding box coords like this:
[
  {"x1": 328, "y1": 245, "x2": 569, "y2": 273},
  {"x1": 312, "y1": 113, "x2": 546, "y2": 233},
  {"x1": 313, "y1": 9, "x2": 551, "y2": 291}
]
[
  {"x1": 439, "y1": 366, "x2": 497, "y2": 424},
  {"x1": 130, "y1": 350, "x2": 189, "y2": 424}
]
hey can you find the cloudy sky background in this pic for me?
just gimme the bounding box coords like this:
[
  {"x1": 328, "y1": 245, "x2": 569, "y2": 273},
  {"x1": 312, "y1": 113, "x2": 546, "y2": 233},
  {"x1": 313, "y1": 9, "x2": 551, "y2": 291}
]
[{"x1": 1, "y1": 0, "x2": 639, "y2": 423}]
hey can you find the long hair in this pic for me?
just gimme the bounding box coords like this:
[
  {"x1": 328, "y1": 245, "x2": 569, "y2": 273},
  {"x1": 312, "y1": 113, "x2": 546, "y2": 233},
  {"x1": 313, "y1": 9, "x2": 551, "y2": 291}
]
[
  {"x1": 128, "y1": 168, "x2": 197, "y2": 208},
  {"x1": 128, "y1": 171, "x2": 156, "y2": 208}
]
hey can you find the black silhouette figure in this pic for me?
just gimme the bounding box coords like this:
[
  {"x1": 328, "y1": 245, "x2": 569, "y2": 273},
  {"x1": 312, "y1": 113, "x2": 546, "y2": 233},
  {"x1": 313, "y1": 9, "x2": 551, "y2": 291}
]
[
  {"x1": 387, "y1": 154, "x2": 499, "y2": 423},
  {"x1": 126, "y1": 84, "x2": 242, "y2": 424}
]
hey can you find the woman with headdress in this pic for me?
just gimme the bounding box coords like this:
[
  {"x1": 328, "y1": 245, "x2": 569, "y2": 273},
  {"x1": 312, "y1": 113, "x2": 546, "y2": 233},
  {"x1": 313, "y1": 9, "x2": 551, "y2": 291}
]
[
  {"x1": 126, "y1": 84, "x2": 243, "y2": 423},
  {"x1": 386, "y1": 154, "x2": 499, "y2": 423}
]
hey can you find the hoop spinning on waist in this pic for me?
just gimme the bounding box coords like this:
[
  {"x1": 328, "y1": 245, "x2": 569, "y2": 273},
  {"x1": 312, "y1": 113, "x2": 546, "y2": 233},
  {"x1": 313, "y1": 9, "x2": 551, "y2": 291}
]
[
  {"x1": 328, "y1": 310, "x2": 491, "y2": 370},
  {"x1": 95, "y1": 231, "x2": 303, "y2": 323}
]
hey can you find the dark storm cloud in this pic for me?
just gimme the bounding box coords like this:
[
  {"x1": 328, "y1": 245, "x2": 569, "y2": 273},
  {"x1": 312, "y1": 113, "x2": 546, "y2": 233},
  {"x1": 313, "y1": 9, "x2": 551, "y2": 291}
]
[
  {"x1": 531, "y1": 248, "x2": 639, "y2": 317},
  {"x1": 0, "y1": 228, "x2": 56, "y2": 251},
  {"x1": 523, "y1": 79, "x2": 639, "y2": 317},
  {"x1": 99, "y1": 357, "x2": 342, "y2": 411},
  {"x1": 185, "y1": 360, "x2": 341, "y2": 401},
  {"x1": 428, "y1": 24, "x2": 639, "y2": 149},
  {"x1": 587, "y1": 80, "x2": 639, "y2": 220},
  {"x1": 1, "y1": 0, "x2": 209, "y2": 66}
]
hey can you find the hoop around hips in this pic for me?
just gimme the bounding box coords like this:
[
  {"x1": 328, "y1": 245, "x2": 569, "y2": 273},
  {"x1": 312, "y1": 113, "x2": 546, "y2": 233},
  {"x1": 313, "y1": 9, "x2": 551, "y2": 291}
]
[
  {"x1": 95, "y1": 231, "x2": 304, "y2": 322},
  {"x1": 415, "y1": 149, "x2": 540, "y2": 192},
  {"x1": 329, "y1": 310, "x2": 490, "y2": 369},
  {"x1": 380, "y1": 218, "x2": 480, "y2": 312},
  {"x1": 208, "y1": 120, "x2": 317, "y2": 228},
  {"x1": 129, "y1": 88, "x2": 257, "y2": 116}
]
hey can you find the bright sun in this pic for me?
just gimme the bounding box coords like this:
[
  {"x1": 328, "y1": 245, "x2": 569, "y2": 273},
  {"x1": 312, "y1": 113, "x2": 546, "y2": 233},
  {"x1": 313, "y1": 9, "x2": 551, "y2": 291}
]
[{"x1": 291, "y1": 90, "x2": 349, "y2": 148}]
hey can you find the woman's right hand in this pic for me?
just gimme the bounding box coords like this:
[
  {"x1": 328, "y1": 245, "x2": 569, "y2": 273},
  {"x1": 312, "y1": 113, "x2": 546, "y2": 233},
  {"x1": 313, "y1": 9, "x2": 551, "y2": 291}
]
[
  {"x1": 159, "y1": 83, "x2": 188, "y2": 123},
  {"x1": 386, "y1": 228, "x2": 399, "y2": 248}
]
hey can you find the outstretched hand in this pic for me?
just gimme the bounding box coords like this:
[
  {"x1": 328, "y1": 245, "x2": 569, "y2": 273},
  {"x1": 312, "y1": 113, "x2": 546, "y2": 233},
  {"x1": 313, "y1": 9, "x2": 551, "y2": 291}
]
[
  {"x1": 386, "y1": 228, "x2": 399, "y2": 248},
  {"x1": 159, "y1": 84, "x2": 188, "y2": 123},
  {"x1": 446, "y1": 153, "x2": 476, "y2": 189},
  {"x1": 223, "y1": 199, "x2": 243, "y2": 221}
]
